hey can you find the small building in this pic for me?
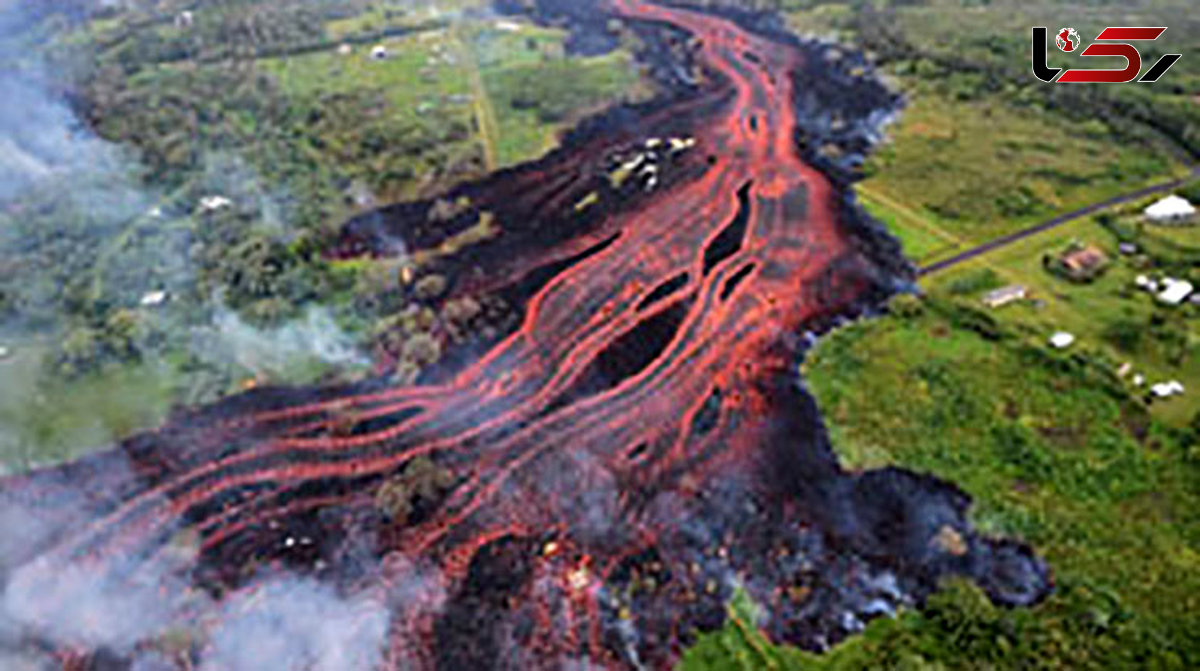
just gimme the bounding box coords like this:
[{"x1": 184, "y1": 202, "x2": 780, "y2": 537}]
[
  {"x1": 198, "y1": 195, "x2": 233, "y2": 213},
  {"x1": 1118, "y1": 242, "x2": 1139, "y2": 256},
  {"x1": 175, "y1": 10, "x2": 194, "y2": 29},
  {"x1": 1049, "y1": 331, "x2": 1076, "y2": 349},
  {"x1": 1057, "y1": 244, "x2": 1109, "y2": 281},
  {"x1": 1157, "y1": 278, "x2": 1194, "y2": 306},
  {"x1": 140, "y1": 290, "x2": 168, "y2": 307},
  {"x1": 337, "y1": 43, "x2": 353, "y2": 57},
  {"x1": 1143, "y1": 195, "x2": 1196, "y2": 224},
  {"x1": 371, "y1": 45, "x2": 389, "y2": 60},
  {"x1": 981, "y1": 284, "x2": 1027, "y2": 309},
  {"x1": 0, "y1": 345, "x2": 10, "y2": 361},
  {"x1": 1151, "y1": 380, "x2": 1185, "y2": 399},
  {"x1": 494, "y1": 19, "x2": 523, "y2": 32}
]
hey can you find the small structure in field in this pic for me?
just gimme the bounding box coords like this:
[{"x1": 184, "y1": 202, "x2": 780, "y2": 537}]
[
  {"x1": 1049, "y1": 331, "x2": 1076, "y2": 349},
  {"x1": 1157, "y1": 278, "x2": 1194, "y2": 306},
  {"x1": 981, "y1": 284, "x2": 1027, "y2": 309},
  {"x1": 175, "y1": 11, "x2": 194, "y2": 29},
  {"x1": 1118, "y1": 242, "x2": 1139, "y2": 256},
  {"x1": 1151, "y1": 380, "x2": 1185, "y2": 399},
  {"x1": 371, "y1": 45, "x2": 390, "y2": 61},
  {"x1": 140, "y1": 290, "x2": 168, "y2": 308},
  {"x1": 1052, "y1": 243, "x2": 1109, "y2": 282},
  {"x1": 198, "y1": 195, "x2": 233, "y2": 213},
  {"x1": 337, "y1": 43, "x2": 353, "y2": 57},
  {"x1": 1143, "y1": 195, "x2": 1195, "y2": 224}
]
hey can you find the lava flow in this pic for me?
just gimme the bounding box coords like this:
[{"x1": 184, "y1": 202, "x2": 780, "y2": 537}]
[{"x1": 0, "y1": 1, "x2": 1050, "y2": 669}]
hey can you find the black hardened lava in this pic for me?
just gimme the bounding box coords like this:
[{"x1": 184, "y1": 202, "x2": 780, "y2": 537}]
[{"x1": 0, "y1": 1, "x2": 1049, "y2": 670}]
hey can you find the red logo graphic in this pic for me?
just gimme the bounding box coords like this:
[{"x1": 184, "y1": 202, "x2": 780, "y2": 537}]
[
  {"x1": 1056, "y1": 27, "x2": 1080, "y2": 52},
  {"x1": 1032, "y1": 26, "x2": 1181, "y2": 84}
]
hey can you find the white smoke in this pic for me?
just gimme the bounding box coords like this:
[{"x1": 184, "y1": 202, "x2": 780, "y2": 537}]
[
  {"x1": 200, "y1": 578, "x2": 390, "y2": 671},
  {"x1": 192, "y1": 307, "x2": 369, "y2": 380},
  {"x1": 2, "y1": 554, "x2": 193, "y2": 652}
]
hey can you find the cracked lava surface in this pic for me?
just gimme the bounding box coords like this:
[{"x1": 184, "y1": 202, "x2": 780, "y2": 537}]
[{"x1": 0, "y1": 1, "x2": 1050, "y2": 669}]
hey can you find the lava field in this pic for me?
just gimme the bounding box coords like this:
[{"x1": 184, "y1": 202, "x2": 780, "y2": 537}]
[{"x1": 0, "y1": 1, "x2": 1051, "y2": 669}]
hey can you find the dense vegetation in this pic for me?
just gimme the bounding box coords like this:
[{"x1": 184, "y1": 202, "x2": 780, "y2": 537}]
[{"x1": 683, "y1": 298, "x2": 1199, "y2": 669}]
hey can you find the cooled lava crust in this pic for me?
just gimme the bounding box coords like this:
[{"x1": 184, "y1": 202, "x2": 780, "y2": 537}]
[{"x1": 0, "y1": 1, "x2": 1050, "y2": 669}]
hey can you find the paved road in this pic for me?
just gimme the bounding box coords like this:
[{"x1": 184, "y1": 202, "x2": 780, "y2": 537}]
[{"x1": 918, "y1": 166, "x2": 1200, "y2": 277}]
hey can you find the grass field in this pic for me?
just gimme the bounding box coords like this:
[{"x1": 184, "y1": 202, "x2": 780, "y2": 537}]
[
  {"x1": 860, "y1": 85, "x2": 1185, "y2": 263},
  {"x1": 0, "y1": 343, "x2": 179, "y2": 469},
  {"x1": 481, "y1": 48, "x2": 646, "y2": 166},
  {"x1": 263, "y1": 16, "x2": 646, "y2": 180},
  {"x1": 922, "y1": 212, "x2": 1200, "y2": 425},
  {"x1": 858, "y1": 190, "x2": 961, "y2": 265},
  {"x1": 682, "y1": 301, "x2": 1200, "y2": 669}
]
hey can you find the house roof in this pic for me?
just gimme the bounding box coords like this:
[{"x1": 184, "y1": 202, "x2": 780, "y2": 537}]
[
  {"x1": 1061, "y1": 245, "x2": 1106, "y2": 272},
  {"x1": 1049, "y1": 331, "x2": 1075, "y2": 349},
  {"x1": 1144, "y1": 195, "x2": 1196, "y2": 219},
  {"x1": 1157, "y1": 279, "x2": 1194, "y2": 306}
]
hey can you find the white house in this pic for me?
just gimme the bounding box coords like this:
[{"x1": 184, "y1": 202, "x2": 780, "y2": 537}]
[
  {"x1": 371, "y1": 45, "x2": 389, "y2": 60},
  {"x1": 140, "y1": 290, "x2": 168, "y2": 307},
  {"x1": 1157, "y1": 278, "x2": 1194, "y2": 306},
  {"x1": 1143, "y1": 195, "x2": 1196, "y2": 224},
  {"x1": 1049, "y1": 331, "x2": 1076, "y2": 349},
  {"x1": 198, "y1": 195, "x2": 233, "y2": 213},
  {"x1": 1151, "y1": 380, "x2": 1185, "y2": 399},
  {"x1": 982, "y1": 285, "x2": 1027, "y2": 309}
]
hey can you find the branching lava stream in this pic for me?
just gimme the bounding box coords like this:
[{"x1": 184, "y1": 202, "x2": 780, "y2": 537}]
[{"x1": 0, "y1": 1, "x2": 1049, "y2": 669}]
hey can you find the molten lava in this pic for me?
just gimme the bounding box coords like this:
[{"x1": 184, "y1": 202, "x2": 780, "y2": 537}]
[{"x1": 0, "y1": 1, "x2": 1049, "y2": 669}]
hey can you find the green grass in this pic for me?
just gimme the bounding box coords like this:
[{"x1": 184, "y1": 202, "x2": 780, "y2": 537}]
[
  {"x1": 922, "y1": 215, "x2": 1200, "y2": 426},
  {"x1": 861, "y1": 87, "x2": 1183, "y2": 253},
  {"x1": 0, "y1": 343, "x2": 179, "y2": 469},
  {"x1": 260, "y1": 33, "x2": 474, "y2": 125},
  {"x1": 683, "y1": 302, "x2": 1200, "y2": 669},
  {"x1": 859, "y1": 193, "x2": 959, "y2": 264},
  {"x1": 473, "y1": 25, "x2": 647, "y2": 167},
  {"x1": 806, "y1": 304, "x2": 1199, "y2": 661}
]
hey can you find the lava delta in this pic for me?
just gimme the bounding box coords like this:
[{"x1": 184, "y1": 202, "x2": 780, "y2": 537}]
[{"x1": 0, "y1": 1, "x2": 1050, "y2": 670}]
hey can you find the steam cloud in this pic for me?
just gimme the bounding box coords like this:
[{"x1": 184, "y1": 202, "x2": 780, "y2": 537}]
[
  {"x1": 194, "y1": 307, "x2": 370, "y2": 379},
  {"x1": 200, "y1": 578, "x2": 390, "y2": 671}
]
